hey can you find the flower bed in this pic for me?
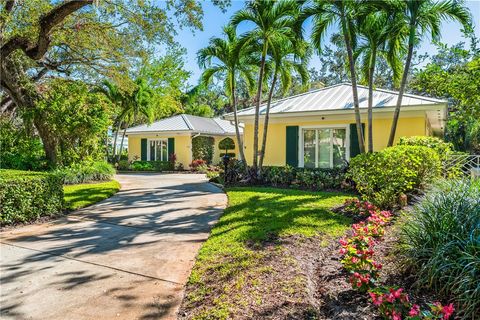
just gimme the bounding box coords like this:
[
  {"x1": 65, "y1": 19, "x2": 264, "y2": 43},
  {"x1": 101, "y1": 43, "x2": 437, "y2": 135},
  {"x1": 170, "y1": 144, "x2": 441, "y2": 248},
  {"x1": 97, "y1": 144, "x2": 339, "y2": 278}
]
[{"x1": 339, "y1": 199, "x2": 456, "y2": 320}]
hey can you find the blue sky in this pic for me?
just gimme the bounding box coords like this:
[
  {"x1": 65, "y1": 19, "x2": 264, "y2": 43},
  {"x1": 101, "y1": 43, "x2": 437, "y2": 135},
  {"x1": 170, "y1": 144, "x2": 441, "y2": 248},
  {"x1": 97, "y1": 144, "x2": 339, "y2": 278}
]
[{"x1": 172, "y1": 0, "x2": 480, "y2": 87}]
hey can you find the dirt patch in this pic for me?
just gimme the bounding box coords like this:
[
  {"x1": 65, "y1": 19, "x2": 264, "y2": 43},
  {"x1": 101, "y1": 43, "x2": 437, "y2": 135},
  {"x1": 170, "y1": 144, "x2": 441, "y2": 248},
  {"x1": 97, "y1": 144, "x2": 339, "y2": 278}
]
[{"x1": 179, "y1": 233, "x2": 378, "y2": 319}]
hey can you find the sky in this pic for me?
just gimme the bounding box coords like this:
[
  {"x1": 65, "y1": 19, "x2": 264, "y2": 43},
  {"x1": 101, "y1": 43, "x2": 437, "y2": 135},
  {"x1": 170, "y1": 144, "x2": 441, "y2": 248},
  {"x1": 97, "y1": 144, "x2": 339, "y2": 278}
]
[{"x1": 171, "y1": 0, "x2": 480, "y2": 87}]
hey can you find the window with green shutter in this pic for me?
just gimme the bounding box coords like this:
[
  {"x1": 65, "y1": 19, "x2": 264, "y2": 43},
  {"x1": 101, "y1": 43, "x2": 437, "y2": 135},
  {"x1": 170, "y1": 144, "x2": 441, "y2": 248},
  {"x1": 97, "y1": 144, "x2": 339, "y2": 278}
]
[
  {"x1": 141, "y1": 138, "x2": 147, "y2": 161},
  {"x1": 349, "y1": 123, "x2": 365, "y2": 158},
  {"x1": 286, "y1": 126, "x2": 299, "y2": 167}
]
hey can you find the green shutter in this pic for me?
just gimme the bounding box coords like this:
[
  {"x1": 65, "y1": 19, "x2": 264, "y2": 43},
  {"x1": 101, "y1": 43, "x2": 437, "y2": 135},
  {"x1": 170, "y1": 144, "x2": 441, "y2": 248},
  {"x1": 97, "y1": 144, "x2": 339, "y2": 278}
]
[
  {"x1": 349, "y1": 123, "x2": 365, "y2": 158},
  {"x1": 286, "y1": 126, "x2": 299, "y2": 167},
  {"x1": 141, "y1": 138, "x2": 147, "y2": 161},
  {"x1": 168, "y1": 137, "x2": 175, "y2": 158}
]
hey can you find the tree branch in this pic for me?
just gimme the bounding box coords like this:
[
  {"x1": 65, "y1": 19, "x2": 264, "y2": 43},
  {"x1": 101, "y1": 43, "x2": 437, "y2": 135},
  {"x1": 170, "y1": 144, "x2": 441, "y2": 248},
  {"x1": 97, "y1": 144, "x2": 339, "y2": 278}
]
[{"x1": 1, "y1": 0, "x2": 93, "y2": 60}]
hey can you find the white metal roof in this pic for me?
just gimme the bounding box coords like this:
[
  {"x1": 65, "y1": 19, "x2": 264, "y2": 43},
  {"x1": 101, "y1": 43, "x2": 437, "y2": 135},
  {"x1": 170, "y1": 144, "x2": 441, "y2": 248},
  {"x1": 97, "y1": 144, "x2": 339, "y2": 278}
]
[
  {"x1": 232, "y1": 83, "x2": 447, "y2": 118},
  {"x1": 126, "y1": 114, "x2": 241, "y2": 135}
]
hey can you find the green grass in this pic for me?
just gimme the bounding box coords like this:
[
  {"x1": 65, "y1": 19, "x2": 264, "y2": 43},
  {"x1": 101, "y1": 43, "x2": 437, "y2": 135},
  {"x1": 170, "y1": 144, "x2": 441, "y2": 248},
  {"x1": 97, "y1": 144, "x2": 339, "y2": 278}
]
[
  {"x1": 184, "y1": 187, "x2": 352, "y2": 318},
  {"x1": 63, "y1": 180, "x2": 120, "y2": 210}
]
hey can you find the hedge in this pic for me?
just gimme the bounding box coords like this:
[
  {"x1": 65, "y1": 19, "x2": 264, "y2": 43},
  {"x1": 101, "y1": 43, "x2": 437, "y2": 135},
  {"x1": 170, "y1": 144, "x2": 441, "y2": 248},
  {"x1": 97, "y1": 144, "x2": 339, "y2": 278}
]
[
  {"x1": 222, "y1": 162, "x2": 348, "y2": 190},
  {"x1": 0, "y1": 169, "x2": 64, "y2": 225}
]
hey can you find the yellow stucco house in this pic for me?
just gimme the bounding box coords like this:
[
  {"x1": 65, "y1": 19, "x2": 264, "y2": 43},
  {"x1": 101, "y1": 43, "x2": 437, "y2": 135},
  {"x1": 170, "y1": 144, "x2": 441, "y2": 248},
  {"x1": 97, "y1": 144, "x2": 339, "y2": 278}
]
[
  {"x1": 126, "y1": 114, "x2": 241, "y2": 168},
  {"x1": 225, "y1": 83, "x2": 447, "y2": 168}
]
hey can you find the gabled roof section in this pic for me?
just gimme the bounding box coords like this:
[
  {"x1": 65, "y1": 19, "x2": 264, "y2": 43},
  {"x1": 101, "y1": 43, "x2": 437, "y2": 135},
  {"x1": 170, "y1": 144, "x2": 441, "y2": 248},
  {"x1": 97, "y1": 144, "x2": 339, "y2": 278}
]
[
  {"x1": 232, "y1": 83, "x2": 447, "y2": 117},
  {"x1": 125, "y1": 114, "x2": 240, "y2": 135}
]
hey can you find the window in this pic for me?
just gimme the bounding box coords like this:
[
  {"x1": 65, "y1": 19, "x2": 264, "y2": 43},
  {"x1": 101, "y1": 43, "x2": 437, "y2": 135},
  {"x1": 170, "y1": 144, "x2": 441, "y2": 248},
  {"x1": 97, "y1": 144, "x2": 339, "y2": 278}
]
[
  {"x1": 148, "y1": 139, "x2": 168, "y2": 161},
  {"x1": 301, "y1": 127, "x2": 347, "y2": 168}
]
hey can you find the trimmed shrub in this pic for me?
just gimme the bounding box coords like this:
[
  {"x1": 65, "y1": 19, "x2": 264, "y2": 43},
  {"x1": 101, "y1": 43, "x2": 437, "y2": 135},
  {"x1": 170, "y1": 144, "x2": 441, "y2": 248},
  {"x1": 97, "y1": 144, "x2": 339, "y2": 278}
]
[
  {"x1": 0, "y1": 170, "x2": 64, "y2": 225},
  {"x1": 263, "y1": 165, "x2": 296, "y2": 186},
  {"x1": 219, "y1": 153, "x2": 236, "y2": 158},
  {"x1": 294, "y1": 167, "x2": 346, "y2": 190},
  {"x1": 348, "y1": 146, "x2": 441, "y2": 208},
  {"x1": 398, "y1": 136, "x2": 463, "y2": 177},
  {"x1": 54, "y1": 161, "x2": 115, "y2": 184},
  {"x1": 400, "y1": 179, "x2": 480, "y2": 318},
  {"x1": 398, "y1": 136, "x2": 454, "y2": 158},
  {"x1": 221, "y1": 162, "x2": 347, "y2": 190},
  {"x1": 192, "y1": 136, "x2": 214, "y2": 163},
  {"x1": 218, "y1": 137, "x2": 235, "y2": 154},
  {"x1": 129, "y1": 160, "x2": 173, "y2": 171}
]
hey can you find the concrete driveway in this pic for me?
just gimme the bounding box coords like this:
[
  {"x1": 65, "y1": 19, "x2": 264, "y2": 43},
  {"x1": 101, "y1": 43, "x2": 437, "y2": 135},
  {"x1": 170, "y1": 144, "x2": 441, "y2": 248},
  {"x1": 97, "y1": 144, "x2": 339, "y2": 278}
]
[{"x1": 0, "y1": 173, "x2": 226, "y2": 320}]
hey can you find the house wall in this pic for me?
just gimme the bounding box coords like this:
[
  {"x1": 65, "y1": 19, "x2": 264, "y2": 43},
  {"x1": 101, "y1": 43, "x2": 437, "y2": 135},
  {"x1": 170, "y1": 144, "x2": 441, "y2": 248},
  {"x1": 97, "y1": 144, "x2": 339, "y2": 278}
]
[
  {"x1": 128, "y1": 134, "x2": 192, "y2": 167},
  {"x1": 212, "y1": 136, "x2": 241, "y2": 165},
  {"x1": 242, "y1": 112, "x2": 427, "y2": 167},
  {"x1": 128, "y1": 134, "x2": 241, "y2": 168}
]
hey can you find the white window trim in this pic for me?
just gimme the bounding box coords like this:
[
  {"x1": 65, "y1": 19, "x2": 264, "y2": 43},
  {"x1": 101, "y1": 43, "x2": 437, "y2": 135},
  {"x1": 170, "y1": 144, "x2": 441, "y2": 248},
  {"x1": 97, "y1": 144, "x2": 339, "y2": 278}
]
[
  {"x1": 298, "y1": 124, "x2": 350, "y2": 168},
  {"x1": 147, "y1": 138, "x2": 168, "y2": 161}
]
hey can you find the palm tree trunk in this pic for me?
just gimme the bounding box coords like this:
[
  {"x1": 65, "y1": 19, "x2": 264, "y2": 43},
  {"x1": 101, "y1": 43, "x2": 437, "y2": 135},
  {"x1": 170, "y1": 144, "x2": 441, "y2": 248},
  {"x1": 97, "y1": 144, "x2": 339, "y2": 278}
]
[
  {"x1": 259, "y1": 71, "x2": 278, "y2": 170},
  {"x1": 367, "y1": 49, "x2": 377, "y2": 153},
  {"x1": 112, "y1": 120, "x2": 122, "y2": 162},
  {"x1": 388, "y1": 30, "x2": 415, "y2": 147},
  {"x1": 231, "y1": 75, "x2": 247, "y2": 166},
  {"x1": 341, "y1": 12, "x2": 365, "y2": 154},
  {"x1": 252, "y1": 43, "x2": 268, "y2": 176},
  {"x1": 118, "y1": 126, "x2": 127, "y2": 162}
]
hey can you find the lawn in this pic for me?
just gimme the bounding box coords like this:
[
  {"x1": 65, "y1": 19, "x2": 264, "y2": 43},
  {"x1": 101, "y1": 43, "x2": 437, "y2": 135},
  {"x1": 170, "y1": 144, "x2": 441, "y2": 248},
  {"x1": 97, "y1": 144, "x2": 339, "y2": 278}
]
[
  {"x1": 63, "y1": 180, "x2": 121, "y2": 210},
  {"x1": 180, "y1": 187, "x2": 352, "y2": 319}
]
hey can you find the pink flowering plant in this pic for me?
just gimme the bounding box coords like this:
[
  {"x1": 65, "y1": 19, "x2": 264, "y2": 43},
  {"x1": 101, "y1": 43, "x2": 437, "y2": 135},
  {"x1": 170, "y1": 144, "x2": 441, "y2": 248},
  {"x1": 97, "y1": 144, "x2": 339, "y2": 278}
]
[
  {"x1": 344, "y1": 198, "x2": 379, "y2": 217},
  {"x1": 368, "y1": 287, "x2": 455, "y2": 320},
  {"x1": 339, "y1": 204, "x2": 391, "y2": 292}
]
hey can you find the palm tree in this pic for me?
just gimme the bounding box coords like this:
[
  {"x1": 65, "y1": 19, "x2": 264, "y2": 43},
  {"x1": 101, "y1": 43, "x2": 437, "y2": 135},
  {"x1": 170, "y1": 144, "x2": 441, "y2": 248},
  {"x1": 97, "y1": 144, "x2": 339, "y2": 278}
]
[
  {"x1": 259, "y1": 39, "x2": 310, "y2": 169},
  {"x1": 355, "y1": 4, "x2": 403, "y2": 152},
  {"x1": 197, "y1": 24, "x2": 254, "y2": 165},
  {"x1": 117, "y1": 78, "x2": 155, "y2": 161},
  {"x1": 300, "y1": 0, "x2": 365, "y2": 154},
  {"x1": 387, "y1": 0, "x2": 471, "y2": 146},
  {"x1": 97, "y1": 80, "x2": 125, "y2": 161},
  {"x1": 231, "y1": 0, "x2": 300, "y2": 174}
]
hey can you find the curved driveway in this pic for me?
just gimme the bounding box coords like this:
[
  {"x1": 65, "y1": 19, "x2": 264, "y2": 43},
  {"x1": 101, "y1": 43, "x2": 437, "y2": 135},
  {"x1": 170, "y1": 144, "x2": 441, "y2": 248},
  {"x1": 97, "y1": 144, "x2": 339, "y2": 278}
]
[{"x1": 0, "y1": 173, "x2": 226, "y2": 320}]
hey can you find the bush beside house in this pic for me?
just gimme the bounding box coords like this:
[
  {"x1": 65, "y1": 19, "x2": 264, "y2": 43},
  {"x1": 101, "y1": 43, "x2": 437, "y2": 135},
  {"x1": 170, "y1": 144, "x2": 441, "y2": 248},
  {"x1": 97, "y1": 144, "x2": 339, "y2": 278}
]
[
  {"x1": 0, "y1": 170, "x2": 64, "y2": 225},
  {"x1": 348, "y1": 145, "x2": 441, "y2": 208}
]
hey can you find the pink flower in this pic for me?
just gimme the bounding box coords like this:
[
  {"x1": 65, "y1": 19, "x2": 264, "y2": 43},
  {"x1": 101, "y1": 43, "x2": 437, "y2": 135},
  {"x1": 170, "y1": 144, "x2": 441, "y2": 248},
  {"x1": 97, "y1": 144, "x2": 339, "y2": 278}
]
[
  {"x1": 386, "y1": 293, "x2": 395, "y2": 303},
  {"x1": 392, "y1": 288, "x2": 403, "y2": 299},
  {"x1": 339, "y1": 248, "x2": 347, "y2": 255},
  {"x1": 339, "y1": 238, "x2": 348, "y2": 246},
  {"x1": 409, "y1": 304, "x2": 420, "y2": 316},
  {"x1": 442, "y1": 303, "x2": 455, "y2": 319},
  {"x1": 392, "y1": 311, "x2": 402, "y2": 320}
]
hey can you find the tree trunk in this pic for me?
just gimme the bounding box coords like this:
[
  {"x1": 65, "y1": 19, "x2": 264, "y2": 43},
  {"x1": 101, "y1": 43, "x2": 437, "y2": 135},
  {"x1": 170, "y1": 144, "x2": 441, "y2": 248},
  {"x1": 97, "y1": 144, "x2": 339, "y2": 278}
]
[
  {"x1": 117, "y1": 125, "x2": 127, "y2": 162},
  {"x1": 112, "y1": 120, "x2": 122, "y2": 162},
  {"x1": 231, "y1": 74, "x2": 247, "y2": 166},
  {"x1": 341, "y1": 12, "x2": 365, "y2": 154},
  {"x1": 388, "y1": 28, "x2": 415, "y2": 147},
  {"x1": 259, "y1": 71, "x2": 278, "y2": 170},
  {"x1": 33, "y1": 114, "x2": 58, "y2": 168},
  {"x1": 252, "y1": 43, "x2": 268, "y2": 176},
  {"x1": 367, "y1": 49, "x2": 377, "y2": 153},
  {"x1": 1, "y1": 58, "x2": 60, "y2": 167}
]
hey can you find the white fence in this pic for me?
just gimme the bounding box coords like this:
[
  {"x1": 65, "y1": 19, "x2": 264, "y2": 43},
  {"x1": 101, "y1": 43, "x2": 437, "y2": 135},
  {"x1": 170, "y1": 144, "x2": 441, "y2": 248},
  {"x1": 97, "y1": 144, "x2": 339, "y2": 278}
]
[{"x1": 443, "y1": 154, "x2": 480, "y2": 177}]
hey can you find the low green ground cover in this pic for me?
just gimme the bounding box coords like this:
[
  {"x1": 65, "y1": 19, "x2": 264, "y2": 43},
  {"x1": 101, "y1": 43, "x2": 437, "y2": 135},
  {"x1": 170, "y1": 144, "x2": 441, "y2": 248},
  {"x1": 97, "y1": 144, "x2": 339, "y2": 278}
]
[
  {"x1": 64, "y1": 180, "x2": 120, "y2": 210},
  {"x1": 182, "y1": 187, "x2": 352, "y2": 319}
]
